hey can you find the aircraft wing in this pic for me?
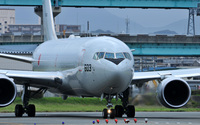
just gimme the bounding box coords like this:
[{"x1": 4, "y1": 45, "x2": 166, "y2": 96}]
[
  {"x1": 0, "y1": 69, "x2": 64, "y2": 88},
  {"x1": 0, "y1": 53, "x2": 35, "y2": 63},
  {"x1": 132, "y1": 68, "x2": 200, "y2": 109},
  {"x1": 132, "y1": 68, "x2": 200, "y2": 84}
]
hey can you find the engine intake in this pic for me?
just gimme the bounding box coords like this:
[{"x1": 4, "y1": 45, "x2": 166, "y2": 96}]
[
  {"x1": 156, "y1": 77, "x2": 191, "y2": 108},
  {"x1": 0, "y1": 75, "x2": 17, "y2": 107}
]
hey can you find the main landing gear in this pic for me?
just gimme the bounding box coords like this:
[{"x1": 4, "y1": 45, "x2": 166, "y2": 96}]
[
  {"x1": 115, "y1": 87, "x2": 135, "y2": 118},
  {"x1": 119, "y1": 87, "x2": 135, "y2": 118},
  {"x1": 102, "y1": 87, "x2": 135, "y2": 119},
  {"x1": 15, "y1": 85, "x2": 46, "y2": 117}
]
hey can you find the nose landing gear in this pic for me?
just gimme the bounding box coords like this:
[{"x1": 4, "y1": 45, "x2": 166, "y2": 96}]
[
  {"x1": 102, "y1": 86, "x2": 135, "y2": 118},
  {"x1": 102, "y1": 95, "x2": 116, "y2": 119},
  {"x1": 102, "y1": 108, "x2": 116, "y2": 119}
]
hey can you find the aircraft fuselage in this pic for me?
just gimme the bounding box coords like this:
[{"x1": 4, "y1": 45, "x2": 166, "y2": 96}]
[{"x1": 32, "y1": 36, "x2": 134, "y2": 97}]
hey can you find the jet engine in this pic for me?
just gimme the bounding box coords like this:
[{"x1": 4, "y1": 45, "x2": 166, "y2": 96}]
[
  {"x1": 156, "y1": 77, "x2": 191, "y2": 108},
  {"x1": 0, "y1": 74, "x2": 17, "y2": 107}
]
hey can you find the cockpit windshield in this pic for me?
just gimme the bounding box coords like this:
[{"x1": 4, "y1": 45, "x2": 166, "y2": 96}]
[
  {"x1": 123, "y1": 52, "x2": 131, "y2": 60},
  {"x1": 93, "y1": 52, "x2": 132, "y2": 60},
  {"x1": 98, "y1": 52, "x2": 105, "y2": 59},
  {"x1": 116, "y1": 53, "x2": 125, "y2": 59},
  {"x1": 105, "y1": 53, "x2": 114, "y2": 59}
]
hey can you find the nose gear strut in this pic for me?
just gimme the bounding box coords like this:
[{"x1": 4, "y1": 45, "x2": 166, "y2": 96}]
[{"x1": 102, "y1": 94, "x2": 116, "y2": 119}]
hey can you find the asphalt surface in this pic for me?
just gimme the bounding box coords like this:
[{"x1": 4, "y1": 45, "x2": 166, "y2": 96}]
[{"x1": 0, "y1": 112, "x2": 199, "y2": 125}]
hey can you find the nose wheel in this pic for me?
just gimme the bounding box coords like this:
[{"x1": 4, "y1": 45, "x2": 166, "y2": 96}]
[
  {"x1": 102, "y1": 109, "x2": 108, "y2": 118},
  {"x1": 102, "y1": 95, "x2": 116, "y2": 119},
  {"x1": 102, "y1": 90, "x2": 136, "y2": 119},
  {"x1": 102, "y1": 108, "x2": 116, "y2": 119}
]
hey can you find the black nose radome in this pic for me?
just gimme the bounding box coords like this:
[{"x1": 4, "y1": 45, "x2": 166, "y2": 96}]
[{"x1": 105, "y1": 58, "x2": 124, "y2": 65}]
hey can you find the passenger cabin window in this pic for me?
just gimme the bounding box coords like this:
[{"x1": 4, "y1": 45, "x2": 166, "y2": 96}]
[{"x1": 105, "y1": 53, "x2": 114, "y2": 59}]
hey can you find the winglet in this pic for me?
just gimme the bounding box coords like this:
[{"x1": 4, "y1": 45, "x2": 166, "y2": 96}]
[{"x1": 43, "y1": 0, "x2": 58, "y2": 41}]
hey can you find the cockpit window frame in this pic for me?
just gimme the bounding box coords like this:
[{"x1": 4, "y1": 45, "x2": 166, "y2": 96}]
[
  {"x1": 116, "y1": 52, "x2": 125, "y2": 59},
  {"x1": 105, "y1": 52, "x2": 115, "y2": 59},
  {"x1": 93, "y1": 52, "x2": 132, "y2": 60},
  {"x1": 123, "y1": 52, "x2": 132, "y2": 60},
  {"x1": 93, "y1": 52, "x2": 99, "y2": 60},
  {"x1": 98, "y1": 52, "x2": 105, "y2": 59}
]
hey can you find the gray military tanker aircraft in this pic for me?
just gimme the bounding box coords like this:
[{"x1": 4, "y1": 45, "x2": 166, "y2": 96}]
[{"x1": 0, "y1": 0, "x2": 198, "y2": 118}]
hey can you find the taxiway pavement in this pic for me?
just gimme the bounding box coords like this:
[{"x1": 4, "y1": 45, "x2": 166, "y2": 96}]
[{"x1": 0, "y1": 112, "x2": 199, "y2": 125}]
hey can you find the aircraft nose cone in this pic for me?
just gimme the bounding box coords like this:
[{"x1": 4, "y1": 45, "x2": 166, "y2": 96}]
[{"x1": 104, "y1": 63, "x2": 132, "y2": 94}]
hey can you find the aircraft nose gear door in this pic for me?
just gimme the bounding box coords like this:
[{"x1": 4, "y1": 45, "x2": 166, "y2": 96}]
[{"x1": 78, "y1": 49, "x2": 85, "y2": 66}]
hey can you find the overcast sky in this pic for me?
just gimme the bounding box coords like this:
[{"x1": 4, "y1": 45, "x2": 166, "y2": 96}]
[
  {"x1": 1, "y1": 6, "x2": 195, "y2": 34},
  {"x1": 106, "y1": 8, "x2": 188, "y2": 27},
  {"x1": 7, "y1": 6, "x2": 188, "y2": 26}
]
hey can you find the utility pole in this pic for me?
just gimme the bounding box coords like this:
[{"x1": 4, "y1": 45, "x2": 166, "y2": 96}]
[
  {"x1": 87, "y1": 21, "x2": 89, "y2": 37},
  {"x1": 187, "y1": 8, "x2": 196, "y2": 35},
  {"x1": 125, "y1": 17, "x2": 130, "y2": 34}
]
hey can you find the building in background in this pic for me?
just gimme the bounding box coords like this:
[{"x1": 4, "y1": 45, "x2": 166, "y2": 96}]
[
  {"x1": 0, "y1": 9, "x2": 15, "y2": 34},
  {"x1": 56, "y1": 24, "x2": 81, "y2": 33},
  {"x1": 9, "y1": 24, "x2": 41, "y2": 35},
  {"x1": 8, "y1": 24, "x2": 81, "y2": 35},
  {"x1": 0, "y1": 8, "x2": 81, "y2": 35}
]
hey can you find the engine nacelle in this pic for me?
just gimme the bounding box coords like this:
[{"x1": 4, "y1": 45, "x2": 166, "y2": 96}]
[
  {"x1": 0, "y1": 74, "x2": 17, "y2": 107},
  {"x1": 156, "y1": 77, "x2": 191, "y2": 108}
]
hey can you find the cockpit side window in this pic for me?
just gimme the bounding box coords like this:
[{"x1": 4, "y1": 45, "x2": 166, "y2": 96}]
[
  {"x1": 123, "y1": 52, "x2": 132, "y2": 60},
  {"x1": 105, "y1": 52, "x2": 114, "y2": 59},
  {"x1": 116, "y1": 53, "x2": 125, "y2": 59},
  {"x1": 98, "y1": 52, "x2": 105, "y2": 59},
  {"x1": 93, "y1": 52, "x2": 99, "y2": 60}
]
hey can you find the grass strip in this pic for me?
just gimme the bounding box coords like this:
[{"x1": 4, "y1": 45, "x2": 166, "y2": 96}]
[{"x1": 0, "y1": 97, "x2": 200, "y2": 113}]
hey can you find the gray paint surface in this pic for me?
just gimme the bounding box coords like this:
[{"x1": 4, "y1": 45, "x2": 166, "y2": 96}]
[{"x1": 0, "y1": 112, "x2": 199, "y2": 125}]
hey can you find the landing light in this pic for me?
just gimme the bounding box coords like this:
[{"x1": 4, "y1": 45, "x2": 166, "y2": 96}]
[{"x1": 107, "y1": 109, "x2": 111, "y2": 114}]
